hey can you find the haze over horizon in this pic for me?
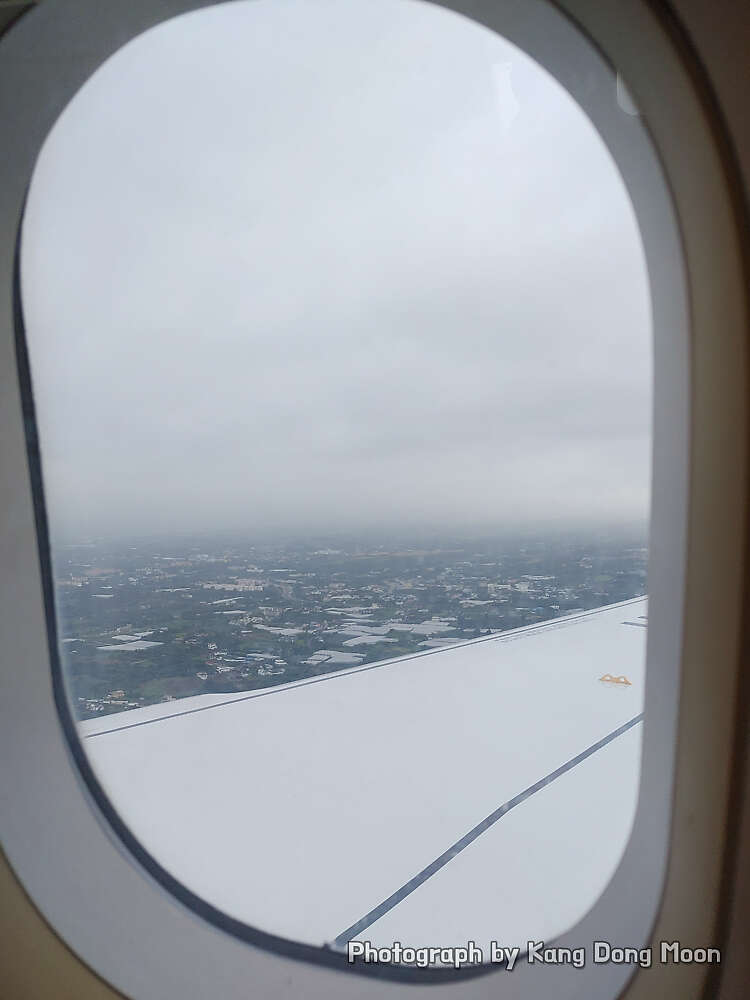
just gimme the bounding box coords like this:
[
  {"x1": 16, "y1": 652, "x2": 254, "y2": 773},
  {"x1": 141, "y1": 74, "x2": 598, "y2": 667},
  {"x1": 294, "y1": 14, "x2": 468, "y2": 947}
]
[
  {"x1": 19, "y1": 0, "x2": 652, "y2": 543},
  {"x1": 55, "y1": 517, "x2": 650, "y2": 551}
]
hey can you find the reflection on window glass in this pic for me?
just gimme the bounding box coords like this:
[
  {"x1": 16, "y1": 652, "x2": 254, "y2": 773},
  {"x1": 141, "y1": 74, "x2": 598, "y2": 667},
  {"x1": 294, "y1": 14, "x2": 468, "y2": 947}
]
[{"x1": 21, "y1": 0, "x2": 651, "y2": 965}]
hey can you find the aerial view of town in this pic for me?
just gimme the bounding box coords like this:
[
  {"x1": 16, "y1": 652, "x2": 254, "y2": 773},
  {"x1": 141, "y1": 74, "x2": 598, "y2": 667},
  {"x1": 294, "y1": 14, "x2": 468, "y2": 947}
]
[{"x1": 52, "y1": 529, "x2": 648, "y2": 721}]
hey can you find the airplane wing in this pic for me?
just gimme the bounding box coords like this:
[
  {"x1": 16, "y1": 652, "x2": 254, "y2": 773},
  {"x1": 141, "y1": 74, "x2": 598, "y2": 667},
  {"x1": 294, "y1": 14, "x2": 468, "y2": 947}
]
[{"x1": 80, "y1": 597, "x2": 646, "y2": 956}]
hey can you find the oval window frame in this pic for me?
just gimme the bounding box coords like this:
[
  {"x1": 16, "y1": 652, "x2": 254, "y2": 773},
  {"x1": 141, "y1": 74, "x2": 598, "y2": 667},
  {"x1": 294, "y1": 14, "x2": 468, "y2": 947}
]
[{"x1": 0, "y1": 0, "x2": 746, "y2": 998}]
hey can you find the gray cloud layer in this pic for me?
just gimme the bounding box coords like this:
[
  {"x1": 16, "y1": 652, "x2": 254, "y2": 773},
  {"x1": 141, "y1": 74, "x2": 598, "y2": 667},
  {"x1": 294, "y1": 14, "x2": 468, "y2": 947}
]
[{"x1": 20, "y1": 0, "x2": 652, "y2": 540}]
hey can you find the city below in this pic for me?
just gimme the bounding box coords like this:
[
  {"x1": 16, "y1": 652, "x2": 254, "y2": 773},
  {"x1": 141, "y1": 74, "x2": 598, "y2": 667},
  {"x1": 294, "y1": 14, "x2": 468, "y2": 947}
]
[{"x1": 52, "y1": 529, "x2": 649, "y2": 720}]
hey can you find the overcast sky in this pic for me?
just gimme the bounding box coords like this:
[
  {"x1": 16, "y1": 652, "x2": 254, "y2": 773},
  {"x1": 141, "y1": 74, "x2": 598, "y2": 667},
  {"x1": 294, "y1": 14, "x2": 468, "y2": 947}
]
[{"x1": 20, "y1": 0, "x2": 651, "y2": 542}]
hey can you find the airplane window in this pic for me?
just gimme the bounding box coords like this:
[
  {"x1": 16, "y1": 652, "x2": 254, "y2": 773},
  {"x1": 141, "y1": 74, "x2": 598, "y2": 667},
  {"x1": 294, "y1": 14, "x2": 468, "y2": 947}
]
[{"x1": 18, "y1": 0, "x2": 652, "y2": 970}]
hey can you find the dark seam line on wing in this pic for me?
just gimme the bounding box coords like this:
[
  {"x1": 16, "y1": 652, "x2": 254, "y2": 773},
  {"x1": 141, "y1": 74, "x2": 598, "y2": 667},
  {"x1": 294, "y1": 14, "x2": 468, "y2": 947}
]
[{"x1": 332, "y1": 712, "x2": 644, "y2": 948}]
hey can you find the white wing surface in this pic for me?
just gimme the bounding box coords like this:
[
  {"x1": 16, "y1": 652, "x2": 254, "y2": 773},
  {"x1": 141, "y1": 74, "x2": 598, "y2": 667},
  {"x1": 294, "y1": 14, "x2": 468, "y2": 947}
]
[{"x1": 81, "y1": 598, "x2": 646, "y2": 952}]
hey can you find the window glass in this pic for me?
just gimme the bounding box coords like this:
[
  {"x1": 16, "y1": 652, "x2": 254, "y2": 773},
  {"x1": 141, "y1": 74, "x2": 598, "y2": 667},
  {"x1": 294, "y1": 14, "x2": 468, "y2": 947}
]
[{"x1": 20, "y1": 0, "x2": 651, "y2": 964}]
